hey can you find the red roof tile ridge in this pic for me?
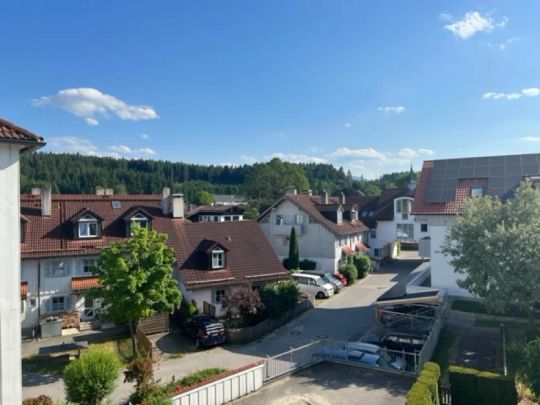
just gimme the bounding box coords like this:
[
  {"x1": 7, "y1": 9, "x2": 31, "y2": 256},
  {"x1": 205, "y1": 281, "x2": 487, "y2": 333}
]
[{"x1": 0, "y1": 118, "x2": 45, "y2": 142}]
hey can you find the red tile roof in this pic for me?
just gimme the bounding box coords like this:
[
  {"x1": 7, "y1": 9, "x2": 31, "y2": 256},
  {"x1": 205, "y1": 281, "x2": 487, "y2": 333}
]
[
  {"x1": 175, "y1": 221, "x2": 289, "y2": 290},
  {"x1": 0, "y1": 118, "x2": 45, "y2": 147},
  {"x1": 71, "y1": 276, "x2": 100, "y2": 292},
  {"x1": 21, "y1": 282, "x2": 28, "y2": 298},
  {"x1": 342, "y1": 246, "x2": 355, "y2": 255},
  {"x1": 412, "y1": 161, "x2": 489, "y2": 215},
  {"x1": 20, "y1": 194, "x2": 288, "y2": 290},
  {"x1": 260, "y1": 194, "x2": 367, "y2": 236},
  {"x1": 356, "y1": 242, "x2": 369, "y2": 252}
]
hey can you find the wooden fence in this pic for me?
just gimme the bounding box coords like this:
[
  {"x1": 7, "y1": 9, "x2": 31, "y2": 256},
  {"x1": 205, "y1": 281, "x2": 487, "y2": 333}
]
[
  {"x1": 135, "y1": 325, "x2": 154, "y2": 359},
  {"x1": 138, "y1": 312, "x2": 169, "y2": 335}
]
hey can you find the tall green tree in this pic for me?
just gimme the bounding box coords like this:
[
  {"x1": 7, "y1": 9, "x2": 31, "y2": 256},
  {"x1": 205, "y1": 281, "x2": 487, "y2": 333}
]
[
  {"x1": 94, "y1": 227, "x2": 182, "y2": 353},
  {"x1": 442, "y1": 179, "x2": 540, "y2": 319},
  {"x1": 243, "y1": 158, "x2": 309, "y2": 203},
  {"x1": 193, "y1": 190, "x2": 215, "y2": 205},
  {"x1": 288, "y1": 227, "x2": 300, "y2": 270}
]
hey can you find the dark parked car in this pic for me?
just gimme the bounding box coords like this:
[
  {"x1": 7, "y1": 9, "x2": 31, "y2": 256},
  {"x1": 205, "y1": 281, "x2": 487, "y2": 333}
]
[
  {"x1": 182, "y1": 315, "x2": 226, "y2": 348},
  {"x1": 377, "y1": 332, "x2": 427, "y2": 353}
]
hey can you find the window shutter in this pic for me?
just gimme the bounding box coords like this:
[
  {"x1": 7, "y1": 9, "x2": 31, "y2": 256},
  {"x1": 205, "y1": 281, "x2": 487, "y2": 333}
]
[{"x1": 45, "y1": 298, "x2": 52, "y2": 314}]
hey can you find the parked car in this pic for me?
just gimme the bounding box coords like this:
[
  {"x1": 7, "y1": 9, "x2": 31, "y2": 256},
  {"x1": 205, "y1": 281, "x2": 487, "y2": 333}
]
[
  {"x1": 291, "y1": 273, "x2": 334, "y2": 299},
  {"x1": 182, "y1": 314, "x2": 226, "y2": 348},
  {"x1": 301, "y1": 270, "x2": 343, "y2": 293},
  {"x1": 333, "y1": 271, "x2": 348, "y2": 286},
  {"x1": 377, "y1": 332, "x2": 427, "y2": 353}
]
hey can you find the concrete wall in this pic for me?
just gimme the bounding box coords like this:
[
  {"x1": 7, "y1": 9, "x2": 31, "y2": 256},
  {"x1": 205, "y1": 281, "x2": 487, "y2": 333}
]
[
  {"x1": 416, "y1": 215, "x2": 471, "y2": 297},
  {"x1": 259, "y1": 199, "x2": 363, "y2": 272},
  {"x1": 0, "y1": 143, "x2": 23, "y2": 402},
  {"x1": 171, "y1": 362, "x2": 265, "y2": 405}
]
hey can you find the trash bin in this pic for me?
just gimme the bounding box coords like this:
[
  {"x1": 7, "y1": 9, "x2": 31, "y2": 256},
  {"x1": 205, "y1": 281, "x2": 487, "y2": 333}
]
[{"x1": 40, "y1": 317, "x2": 63, "y2": 338}]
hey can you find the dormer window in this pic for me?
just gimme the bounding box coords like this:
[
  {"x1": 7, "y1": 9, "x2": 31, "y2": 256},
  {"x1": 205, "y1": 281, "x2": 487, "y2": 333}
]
[
  {"x1": 212, "y1": 249, "x2": 225, "y2": 269},
  {"x1": 78, "y1": 214, "x2": 99, "y2": 238},
  {"x1": 130, "y1": 213, "x2": 149, "y2": 235},
  {"x1": 470, "y1": 187, "x2": 484, "y2": 198}
]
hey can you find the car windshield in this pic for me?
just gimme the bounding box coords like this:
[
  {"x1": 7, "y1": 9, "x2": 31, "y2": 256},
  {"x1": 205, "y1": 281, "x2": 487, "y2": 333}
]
[
  {"x1": 325, "y1": 274, "x2": 338, "y2": 283},
  {"x1": 316, "y1": 278, "x2": 326, "y2": 287}
]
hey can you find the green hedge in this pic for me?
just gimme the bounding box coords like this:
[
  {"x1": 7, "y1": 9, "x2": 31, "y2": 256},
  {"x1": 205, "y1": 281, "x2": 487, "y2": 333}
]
[
  {"x1": 299, "y1": 259, "x2": 317, "y2": 270},
  {"x1": 339, "y1": 263, "x2": 358, "y2": 285},
  {"x1": 449, "y1": 365, "x2": 517, "y2": 405},
  {"x1": 405, "y1": 362, "x2": 440, "y2": 405}
]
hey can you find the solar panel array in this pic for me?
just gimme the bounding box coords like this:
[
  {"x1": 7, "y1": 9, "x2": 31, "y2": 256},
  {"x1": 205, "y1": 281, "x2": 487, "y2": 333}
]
[{"x1": 425, "y1": 153, "x2": 540, "y2": 203}]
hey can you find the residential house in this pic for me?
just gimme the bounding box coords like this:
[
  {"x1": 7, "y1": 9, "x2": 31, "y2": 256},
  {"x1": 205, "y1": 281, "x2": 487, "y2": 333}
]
[
  {"x1": 0, "y1": 119, "x2": 45, "y2": 402},
  {"x1": 258, "y1": 188, "x2": 368, "y2": 272},
  {"x1": 412, "y1": 153, "x2": 540, "y2": 296},
  {"x1": 175, "y1": 221, "x2": 289, "y2": 316},
  {"x1": 186, "y1": 204, "x2": 244, "y2": 222},
  {"x1": 349, "y1": 185, "x2": 427, "y2": 259}
]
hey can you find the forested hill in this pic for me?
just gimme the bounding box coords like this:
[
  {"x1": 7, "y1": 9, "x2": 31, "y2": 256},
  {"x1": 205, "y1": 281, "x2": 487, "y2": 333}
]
[{"x1": 20, "y1": 152, "x2": 416, "y2": 204}]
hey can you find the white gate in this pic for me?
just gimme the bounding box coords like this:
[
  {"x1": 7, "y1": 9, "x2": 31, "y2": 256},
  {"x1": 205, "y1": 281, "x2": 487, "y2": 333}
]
[{"x1": 263, "y1": 341, "x2": 324, "y2": 381}]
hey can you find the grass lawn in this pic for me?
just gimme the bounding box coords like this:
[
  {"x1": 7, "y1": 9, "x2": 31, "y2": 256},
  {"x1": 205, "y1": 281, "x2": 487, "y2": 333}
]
[
  {"x1": 22, "y1": 336, "x2": 136, "y2": 376},
  {"x1": 431, "y1": 327, "x2": 459, "y2": 376},
  {"x1": 452, "y1": 299, "x2": 539, "y2": 319}
]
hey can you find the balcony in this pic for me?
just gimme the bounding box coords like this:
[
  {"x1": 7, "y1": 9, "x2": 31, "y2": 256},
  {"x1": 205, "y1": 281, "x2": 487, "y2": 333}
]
[{"x1": 270, "y1": 223, "x2": 304, "y2": 236}]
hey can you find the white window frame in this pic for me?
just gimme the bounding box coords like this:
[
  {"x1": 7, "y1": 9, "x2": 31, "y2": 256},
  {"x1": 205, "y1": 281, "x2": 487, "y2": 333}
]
[
  {"x1": 130, "y1": 213, "x2": 149, "y2": 234},
  {"x1": 81, "y1": 258, "x2": 97, "y2": 274},
  {"x1": 214, "y1": 289, "x2": 226, "y2": 304},
  {"x1": 397, "y1": 223, "x2": 414, "y2": 240},
  {"x1": 470, "y1": 187, "x2": 484, "y2": 198},
  {"x1": 212, "y1": 249, "x2": 225, "y2": 269},
  {"x1": 78, "y1": 214, "x2": 98, "y2": 238},
  {"x1": 46, "y1": 260, "x2": 70, "y2": 278}
]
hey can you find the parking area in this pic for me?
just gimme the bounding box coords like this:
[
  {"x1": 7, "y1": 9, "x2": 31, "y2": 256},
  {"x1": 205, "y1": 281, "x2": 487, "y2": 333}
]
[{"x1": 234, "y1": 362, "x2": 413, "y2": 405}]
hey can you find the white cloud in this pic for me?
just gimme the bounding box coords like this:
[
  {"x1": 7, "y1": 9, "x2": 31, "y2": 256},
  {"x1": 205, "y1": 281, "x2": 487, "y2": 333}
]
[
  {"x1": 482, "y1": 87, "x2": 540, "y2": 101},
  {"x1": 48, "y1": 136, "x2": 100, "y2": 155},
  {"x1": 442, "y1": 11, "x2": 506, "y2": 39},
  {"x1": 520, "y1": 137, "x2": 540, "y2": 142},
  {"x1": 32, "y1": 88, "x2": 158, "y2": 125},
  {"x1": 488, "y1": 37, "x2": 521, "y2": 51},
  {"x1": 140, "y1": 133, "x2": 150, "y2": 140},
  {"x1": 398, "y1": 148, "x2": 435, "y2": 158},
  {"x1": 109, "y1": 145, "x2": 156, "y2": 155},
  {"x1": 308, "y1": 146, "x2": 324, "y2": 153},
  {"x1": 330, "y1": 147, "x2": 388, "y2": 160},
  {"x1": 344, "y1": 122, "x2": 351, "y2": 128},
  {"x1": 378, "y1": 106, "x2": 406, "y2": 114},
  {"x1": 270, "y1": 152, "x2": 328, "y2": 164}
]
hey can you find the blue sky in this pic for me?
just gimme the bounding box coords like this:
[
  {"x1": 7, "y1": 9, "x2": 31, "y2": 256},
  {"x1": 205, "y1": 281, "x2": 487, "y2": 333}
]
[{"x1": 2, "y1": 1, "x2": 539, "y2": 178}]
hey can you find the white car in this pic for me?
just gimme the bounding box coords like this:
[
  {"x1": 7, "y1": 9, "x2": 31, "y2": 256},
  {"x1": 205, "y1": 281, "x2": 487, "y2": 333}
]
[{"x1": 291, "y1": 273, "x2": 334, "y2": 299}]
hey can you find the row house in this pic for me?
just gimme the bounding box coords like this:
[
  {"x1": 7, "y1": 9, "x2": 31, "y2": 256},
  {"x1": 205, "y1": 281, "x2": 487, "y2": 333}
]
[
  {"x1": 20, "y1": 188, "x2": 287, "y2": 334},
  {"x1": 412, "y1": 153, "x2": 540, "y2": 296},
  {"x1": 258, "y1": 188, "x2": 369, "y2": 272}
]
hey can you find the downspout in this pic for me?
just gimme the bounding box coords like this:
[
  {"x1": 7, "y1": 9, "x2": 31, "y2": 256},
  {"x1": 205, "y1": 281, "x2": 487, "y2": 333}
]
[{"x1": 37, "y1": 259, "x2": 41, "y2": 325}]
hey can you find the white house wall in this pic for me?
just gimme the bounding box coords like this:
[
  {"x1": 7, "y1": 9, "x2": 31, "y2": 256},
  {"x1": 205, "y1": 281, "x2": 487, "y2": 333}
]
[{"x1": 416, "y1": 215, "x2": 471, "y2": 297}]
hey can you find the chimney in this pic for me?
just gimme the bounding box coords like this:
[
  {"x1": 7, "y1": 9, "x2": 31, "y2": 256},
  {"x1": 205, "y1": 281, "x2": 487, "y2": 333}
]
[
  {"x1": 285, "y1": 186, "x2": 297, "y2": 195},
  {"x1": 321, "y1": 190, "x2": 329, "y2": 205},
  {"x1": 340, "y1": 192, "x2": 346, "y2": 204},
  {"x1": 96, "y1": 187, "x2": 105, "y2": 196},
  {"x1": 307, "y1": 189, "x2": 313, "y2": 196},
  {"x1": 172, "y1": 193, "x2": 185, "y2": 219},
  {"x1": 31, "y1": 187, "x2": 41, "y2": 196},
  {"x1": 104, "y1": 188, "x2": 114, "y2": 196},
  {"x1": 41, "y1": 186, "x2": 51, "y2": 217},
  {"x1": 161, "y1": 187, "x2": 171, "y2": 215}
]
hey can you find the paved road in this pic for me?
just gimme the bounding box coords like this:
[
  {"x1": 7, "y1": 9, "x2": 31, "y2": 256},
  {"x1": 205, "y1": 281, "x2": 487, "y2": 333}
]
[{"x1": 23, "y1": 256, "x2": 420, "y2": 403}]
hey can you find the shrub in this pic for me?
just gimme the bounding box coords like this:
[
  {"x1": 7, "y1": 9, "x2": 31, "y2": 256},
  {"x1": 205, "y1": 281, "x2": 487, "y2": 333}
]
[
  {"x1": 63, "y1": 348, "x2": 121, "y2": 405},
  {"x1": 449, "y1": 365, "x2": 517, "y2": 405},
  {"x1": 522, "y1": 337, "x2": 540, "y2": 397},
  {"x1": 353, "y1": 255, "x2": 371, "y2": 279},
  {"x1": 339, "y1": 263, "x2": 358, "y2": 285},
  {"x1": 22, "y1": 396, "x2": 53, "y2": 405},
  {"x1": 221, "y1": 284, "x2": 264, "y2": 324},
  {"x1": 299, "y1": 259, "x2": 317, "y2": 270},
  {"x1": 262, "y1": 280, "x2": 299, "y2": 318},
  {"x1": 405, "y1": 362, "x2": 440, "y2": 405},
  {"x1": 166, "y1": 368, "x2": 227, "y2": 395},
  {"x1": 125, "y1": 356, "x2": 154, "y2": 390}
]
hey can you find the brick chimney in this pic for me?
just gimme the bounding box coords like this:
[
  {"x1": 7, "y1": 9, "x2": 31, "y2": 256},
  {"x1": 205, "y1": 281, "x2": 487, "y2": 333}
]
[
  {"x1": 104, "y1": 188, "x2": 114, "y2": 196},
  {"x1": 41, "y1": 186, "x2": 51, "y2": 217},
  {"x1": 96, "y1": 187, "x2": 105, "y2": 196},
  {"x1": 285, "y1": 186, "x2": 297, "y2": 195},
  {"x1": 340, "y1": 192, "x2": 346, "y2": 204},
  {"x1": 161, "y1": 187, "x2": 171, "y2": 215},
  {"x1": 172, "y1": 193, "x2": 185, "y2": 219}
]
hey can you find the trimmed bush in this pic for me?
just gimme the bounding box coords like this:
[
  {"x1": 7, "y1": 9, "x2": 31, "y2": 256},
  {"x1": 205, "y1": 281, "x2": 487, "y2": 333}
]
[
  {"x1": 339, "y1": 263, "x2": 358, "y2": 285},
  {"x1": 22, "y1": 396, "x2": 53, "y2": 405},
  {"x1": 63, "y1": 348, "x2": 121, "y2": 405},
  {"x1": 353, "y1": 255, "x2": 371, "y2": 279},
  {"x1": 262, "y1": 280, "x2": 299, "y2": 319},
  {"x1": 405, "y1": 362, "x2": 440, "y2": 405},
  {"x1": 299, "y1": 259, "x2": 317, "y2": 270},
  {"x1": 449, "y1": 365, "x2": 517, "y2": 405}
]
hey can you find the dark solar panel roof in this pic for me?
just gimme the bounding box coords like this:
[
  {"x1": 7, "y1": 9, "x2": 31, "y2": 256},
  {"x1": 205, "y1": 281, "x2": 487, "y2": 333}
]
[{"x1": 425, "y1": 153, "x2": 540, "y2": 202}]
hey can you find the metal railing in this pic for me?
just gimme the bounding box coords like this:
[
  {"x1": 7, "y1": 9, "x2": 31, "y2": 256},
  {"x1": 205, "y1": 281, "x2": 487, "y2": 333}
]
[
  {"x1": 417, "y1": 301, "x2": 449, "y2": 369},
  {"x1": 263, "y1": 341, "x2": 324, "y2": 381}
]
